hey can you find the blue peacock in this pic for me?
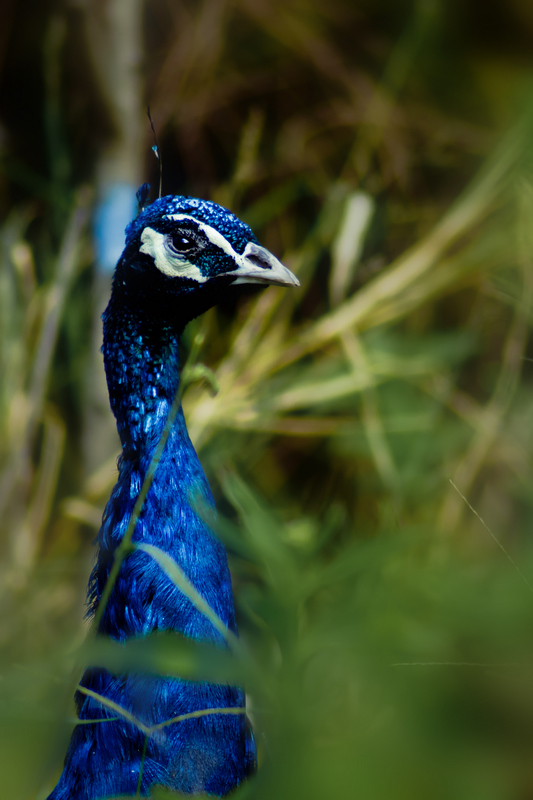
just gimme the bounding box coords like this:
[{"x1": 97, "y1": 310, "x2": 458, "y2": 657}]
[{"x1": 48, "y1": 193, "x2": 299, "y2": 799}]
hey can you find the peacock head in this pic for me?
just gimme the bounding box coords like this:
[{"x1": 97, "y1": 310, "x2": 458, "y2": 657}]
[{"x1": 113, "y1": 194, "x2": 299, "y2": 327}]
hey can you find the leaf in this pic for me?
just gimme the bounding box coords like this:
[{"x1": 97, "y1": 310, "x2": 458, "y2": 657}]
[{"x1": 134, "y1": 543, "x2": 240, "y2": 652}]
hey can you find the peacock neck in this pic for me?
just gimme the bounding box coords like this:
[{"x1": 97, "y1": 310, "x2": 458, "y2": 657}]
[
  {"x1": 93, "y1": 291, "x2": 237, "y2": 643},
  {"x1": 103, "y1": 293, "x2": 182, "y2": 461}
]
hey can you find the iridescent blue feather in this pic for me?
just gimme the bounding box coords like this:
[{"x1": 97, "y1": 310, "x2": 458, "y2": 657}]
[{"x1": 48, "y1": 195, "x2": 298, "y2": 799}]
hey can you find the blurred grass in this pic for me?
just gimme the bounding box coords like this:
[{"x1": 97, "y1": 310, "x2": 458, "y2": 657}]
[{"x1": 3, "y1": 0, "x2": 533, "y2": 798}]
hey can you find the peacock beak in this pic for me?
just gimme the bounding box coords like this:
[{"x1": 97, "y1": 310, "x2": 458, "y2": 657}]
[{"x1": 227, "y1": 242, "x2": 300, "y2": 288}]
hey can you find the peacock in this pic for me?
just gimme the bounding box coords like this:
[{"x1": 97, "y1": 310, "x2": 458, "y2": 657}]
[{"x1": 48, "y1": 192, "x2": 299, "y2": 799}]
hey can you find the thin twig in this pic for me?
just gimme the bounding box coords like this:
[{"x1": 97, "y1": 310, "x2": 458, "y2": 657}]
[
  {"x1": 136, "y1": 735, "x2": 148, "y2": 796},
  {"x1": 76, "y1": 685, "x2": 246, "y2": 737},
  {"x1": 449, "y1": 479, "x2": 533, "y2": 593},
  {"x1": 393, "y1": 661, "x2": 522, "y2": 667},
  {"x1": 0, "y1": 188, "x2": 91, "y2": 520}
]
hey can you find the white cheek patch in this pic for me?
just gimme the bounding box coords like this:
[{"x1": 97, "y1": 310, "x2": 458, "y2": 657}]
[
  {"x1": 140, "y1": 215, "x2": 299, "y2": 288},
  {"x1": 139, "y1": 226, "x2": 208, "y2": 282}
]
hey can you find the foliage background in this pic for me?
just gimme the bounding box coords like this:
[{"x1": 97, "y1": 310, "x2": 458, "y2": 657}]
[{"x1": 2, "y1": 0, "x2": 533, "y2": 798}]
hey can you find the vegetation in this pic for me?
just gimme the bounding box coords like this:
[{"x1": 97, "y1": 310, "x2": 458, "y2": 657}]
[{"x1": 2, "y1": 1, "x2": 533, "y2": 797}]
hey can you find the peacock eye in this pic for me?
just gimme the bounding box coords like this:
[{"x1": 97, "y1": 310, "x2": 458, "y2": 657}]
[{"x1": 170, "y1": 233, "x2": 195, "y2": 253}]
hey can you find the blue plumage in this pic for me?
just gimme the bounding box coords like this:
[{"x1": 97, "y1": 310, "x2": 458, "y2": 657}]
[{"x1": 48, "y1": 195, "x2": 298, "y2": 799}]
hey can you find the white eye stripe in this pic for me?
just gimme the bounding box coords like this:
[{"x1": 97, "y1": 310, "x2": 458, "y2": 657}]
[
  {"x1": 164, "y1": 214, "x2": 242, "y2": 262},
  {"x1": 139, "y1": 217, "x2": 299, "y2": 289},
  {"x1": 139, "y1": 227, "x2": 208, "y2": 282}
]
